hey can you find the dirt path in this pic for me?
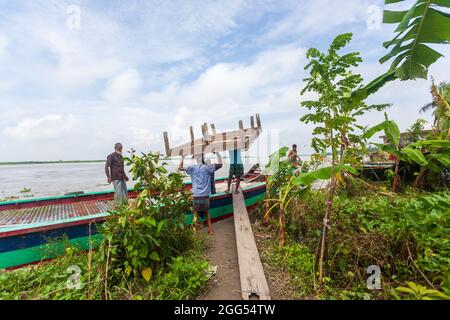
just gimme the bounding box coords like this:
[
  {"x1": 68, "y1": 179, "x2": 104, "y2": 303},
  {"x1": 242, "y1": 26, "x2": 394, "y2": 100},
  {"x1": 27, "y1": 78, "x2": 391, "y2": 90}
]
[{"x1": 199, "y1": 217, "x2": 242, "y2": 300}]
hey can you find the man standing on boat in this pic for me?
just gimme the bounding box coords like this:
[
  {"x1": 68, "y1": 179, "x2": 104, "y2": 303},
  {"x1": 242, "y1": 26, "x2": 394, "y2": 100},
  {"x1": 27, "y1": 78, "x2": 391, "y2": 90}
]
[
  {"x1": 105, "y1": 143, "x2": 129, "y2": 206},
  {"x1": 225, "y1": 148, "x2": 244, "y2": 194},
  {"x1": 205, "y1": 158, "x2": 216, "y2": 195},
  {"x1": 179, "y1": 152, "x2": 222, "y2": 235}
]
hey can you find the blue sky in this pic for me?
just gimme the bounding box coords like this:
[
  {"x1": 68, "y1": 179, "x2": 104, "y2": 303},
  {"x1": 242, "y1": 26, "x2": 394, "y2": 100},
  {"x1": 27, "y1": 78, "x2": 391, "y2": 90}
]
[{"x1": 0, "y1": 0, "x2": 448, "y2": 161}]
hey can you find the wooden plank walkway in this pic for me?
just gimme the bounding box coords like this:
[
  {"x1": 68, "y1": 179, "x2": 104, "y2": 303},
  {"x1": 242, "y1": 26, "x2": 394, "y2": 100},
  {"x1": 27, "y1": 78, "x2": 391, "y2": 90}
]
[{"x1": 232, "y1": 185, "x2": 271, "y2": 300}]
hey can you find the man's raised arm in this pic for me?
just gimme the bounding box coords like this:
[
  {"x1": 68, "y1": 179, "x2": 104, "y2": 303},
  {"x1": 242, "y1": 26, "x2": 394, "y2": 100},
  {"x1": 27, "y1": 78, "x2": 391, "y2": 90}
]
[
  {"x1": 214, "y1": 151, "x2": 223, "y2": 170},
  {"x1": 178, "y1": 155, "x2": 185, "y2": 171}
]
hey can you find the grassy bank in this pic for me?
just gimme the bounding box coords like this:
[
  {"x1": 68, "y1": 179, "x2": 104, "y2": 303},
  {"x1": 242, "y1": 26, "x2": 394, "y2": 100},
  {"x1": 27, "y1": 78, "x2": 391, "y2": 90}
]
[
  {"x1": 254, "y1": 185, "x2": 450, "y2": 300},
  {"x1": 0, "y1": 234, "x2": 211, "y2": 300}
]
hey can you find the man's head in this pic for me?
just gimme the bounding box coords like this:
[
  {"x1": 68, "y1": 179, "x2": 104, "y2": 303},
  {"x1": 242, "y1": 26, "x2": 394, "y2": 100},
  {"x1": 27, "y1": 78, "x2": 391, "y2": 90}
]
[
  {"x1": 194, "y1": 153, "x2": 204, "y2": 164},
  {"x1": 114, "y1": 143, "x2": 123, "y2": 153},
  {"x1": 292, "y1": 144, "x2": 297, "y2": 150}
]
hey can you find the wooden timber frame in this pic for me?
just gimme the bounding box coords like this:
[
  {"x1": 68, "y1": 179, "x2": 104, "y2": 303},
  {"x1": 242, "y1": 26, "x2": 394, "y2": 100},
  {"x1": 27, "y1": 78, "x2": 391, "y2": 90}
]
[{"x1": 163, "y1": 113, "x2": 262, "y2": 157}]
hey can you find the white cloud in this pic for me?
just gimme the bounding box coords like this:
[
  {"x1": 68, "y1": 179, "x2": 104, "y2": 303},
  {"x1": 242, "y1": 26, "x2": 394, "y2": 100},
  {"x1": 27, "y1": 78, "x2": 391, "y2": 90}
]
[
  {"x1": 145, "y1": 45, "x2": 306, "y2": 116},
  {"x1": 0, "y1": 35, "x2": 8, "y2": 60},
  {"x1": 3, "y1": 114, "x2": 75, "y2": 141},
  {"x1": 0, "y1": 0, "x2": 448, "y2": 161},
  {"x1": 265, "y1": 0, "x2": 377, "y2": 40},
  {"x1": 102, "y1": 69, "x2": 142, "y2": 105},
  {"x1": 129, "y1": 126, "x2": 159, "y2": 151}
]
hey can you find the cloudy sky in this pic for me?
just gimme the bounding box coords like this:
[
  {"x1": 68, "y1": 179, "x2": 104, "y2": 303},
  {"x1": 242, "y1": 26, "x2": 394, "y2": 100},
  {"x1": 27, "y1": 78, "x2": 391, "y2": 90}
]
[{"x1": 0, "y1": 0, "x2": 448, "y2": 161}]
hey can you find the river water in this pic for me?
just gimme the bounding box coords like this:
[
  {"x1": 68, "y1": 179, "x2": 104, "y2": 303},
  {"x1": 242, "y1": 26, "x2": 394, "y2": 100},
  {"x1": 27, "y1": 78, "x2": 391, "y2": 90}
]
[
  {"x1": 0, "y1": 160, "x2": 256, "y2": 200},
  {"x1": 0, "y1": 155, "x2": 313, "y2": 201}
]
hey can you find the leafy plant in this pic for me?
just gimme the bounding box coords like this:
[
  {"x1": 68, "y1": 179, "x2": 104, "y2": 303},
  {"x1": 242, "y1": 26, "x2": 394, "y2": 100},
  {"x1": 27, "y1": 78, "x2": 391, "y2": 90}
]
[
  {"x1": 394, "y1": 281, "x2": 450, "y2": 300},
  {"x1": 98, "y1": 150, "x2": 194, "y2": 294},
  {"x1": 420, "y1": 79, "x2": 450, "y2": 139},
  {"x1": 300, "y1": 33, "x2": 387, "y2": 284},
  {"x1": 358, "y1": 0, "x2": 450, "y2": 98},
  {"x1": 153, "y1": 256, "x2": 211, "y2": 300},
  {"x1": 382, "y1": 0, "x2": 450, "y2": 81},
  {"x1": 364, "y1": 115, "x2": 450, "y2": 190},
  {"x1": 407, "y1": 118, "x2": 428, "y2": 143}
]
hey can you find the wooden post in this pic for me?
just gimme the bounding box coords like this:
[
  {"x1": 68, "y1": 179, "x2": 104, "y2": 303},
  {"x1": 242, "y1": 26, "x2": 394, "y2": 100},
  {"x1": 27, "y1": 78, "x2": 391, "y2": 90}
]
[
  {"x1": 163, "y1": 131, "x2": 170, "y2": 157},
  {"x1": 190, "y1": 126, "x2": 195, "y2": 142},
  {"x1": 190, "y1": 126, "x2": 195, "y2": 155},
  {"x1": 222, "y1": 132, "x2": 227, "y2": 152},
  {"x1": 256, "y1": 113, "x2": 261, "y2": 129},
  {"x1": 210, "y1": 123, "x2": 217, "y2": 136},
  {"x1": 239, "y1": 120, "x2": 245, "y2": 150},
  {"x1": 201, "y1": 123, "x2": 209, "y2": 154},
  {"x1": 202, "y1": 123, "x2": 209, "y2": 142},
  {"x1": 250, "y1": 116, "x2": 255, "y2": 129}
]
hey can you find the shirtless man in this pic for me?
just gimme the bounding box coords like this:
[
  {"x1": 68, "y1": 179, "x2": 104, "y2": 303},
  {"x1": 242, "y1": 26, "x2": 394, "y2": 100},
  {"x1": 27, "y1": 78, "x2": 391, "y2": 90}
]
[{"x1": 288, "y1": 144, "x2": 300, "y2": 165}]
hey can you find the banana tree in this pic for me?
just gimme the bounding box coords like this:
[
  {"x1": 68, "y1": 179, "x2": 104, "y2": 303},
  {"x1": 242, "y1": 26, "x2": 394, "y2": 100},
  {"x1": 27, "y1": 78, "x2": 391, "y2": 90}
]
[
  {"x1": 420, "y1": 79, "x2": 450, "y2": 139},
  {"x1": 358, "y1": 0, "x2": 450, "y2": 97},
  {"x1": 364, "y1": 115, "x2": 450, "y2": 190},
  {"x1": 264, "y1": 163, "x2": 357, "y2": 247},
  {"x1": 263, "y1": 146, "x2": 291, "y2": 226}
]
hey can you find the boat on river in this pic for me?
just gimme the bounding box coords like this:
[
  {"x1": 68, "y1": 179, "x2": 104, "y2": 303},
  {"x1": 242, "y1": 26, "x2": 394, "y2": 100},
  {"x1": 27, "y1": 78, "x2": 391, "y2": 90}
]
[{"x1": 0, "y1": 174, "x2": 266, "y2": 269}]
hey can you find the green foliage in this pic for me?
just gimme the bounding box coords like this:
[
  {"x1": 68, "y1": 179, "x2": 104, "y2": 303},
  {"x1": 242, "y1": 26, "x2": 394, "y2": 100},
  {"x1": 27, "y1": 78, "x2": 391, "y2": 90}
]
[
  {"x1": 394, "y1": 281, "x2": 450, "y2": 300},
  {"x1": 281, "y1": 190, "x2": 450, "y2": 299},
  {"x1": 365, "y1": 116, "x2": 450, "y2": 187},
  {"x1": 98, "y1": 150, "x2": 194, "y2": 285},
  {"x1": 407, "y1": 118, "x2": 428, "y2": 143},
  {"x1": 153, "y1": 256, "x2": 211, "y2": 300},
  {"x1": 0, "y1": 249, "x2": 94, "y2": 300},
  {"x1": 381, "y1": 0, "x2": 450, "y2": 81},
  {"x1": 359, "y1": 2, "x2": 450, "y2": 97},
  {"x1": 301, "y1": 33, "x2": 389, "y2": 164},
  {"x1": 268, "y1": 242, "x2": 316, "y2": 295},
  {"x1": 425, "y1": 80, "x2": 450, "y2": 137}
]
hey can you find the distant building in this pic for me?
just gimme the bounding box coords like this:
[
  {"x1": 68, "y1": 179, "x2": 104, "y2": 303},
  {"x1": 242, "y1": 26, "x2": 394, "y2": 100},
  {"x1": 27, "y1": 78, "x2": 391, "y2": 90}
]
[{"x1": 380, "y1": 130, "x2": 433, "y2": 149}]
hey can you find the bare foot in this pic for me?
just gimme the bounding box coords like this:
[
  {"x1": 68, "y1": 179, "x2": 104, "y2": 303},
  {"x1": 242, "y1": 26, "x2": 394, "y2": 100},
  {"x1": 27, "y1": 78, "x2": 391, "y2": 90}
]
[
  {"x1": 225, "y1": 189, "x2": 230, "y2": 193},
  {"x1": 208, "y1": 230, "x2": 214, "y2": 235}
]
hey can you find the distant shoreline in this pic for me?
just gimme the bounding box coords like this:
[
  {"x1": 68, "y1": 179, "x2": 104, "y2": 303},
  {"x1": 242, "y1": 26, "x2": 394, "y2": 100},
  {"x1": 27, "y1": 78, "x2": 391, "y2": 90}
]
[{"x1": 0, "y1": 160, "x2": 105, "y2": 165}]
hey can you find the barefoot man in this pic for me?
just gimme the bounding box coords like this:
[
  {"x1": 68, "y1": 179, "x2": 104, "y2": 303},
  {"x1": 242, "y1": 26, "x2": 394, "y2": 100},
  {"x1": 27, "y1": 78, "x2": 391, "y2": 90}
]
[
  {"x1": 105, "y1": 143, "x2": 129, "y2": 206},
  {"x1": 179, "y1": 152, "x2": 222, "y2": 235},
  {"x1": 288, "y1": 144, "x2": 301, "y2": 165},
  {"x1": 226, "y1": 148, "x2": 244, "y2": 194}
]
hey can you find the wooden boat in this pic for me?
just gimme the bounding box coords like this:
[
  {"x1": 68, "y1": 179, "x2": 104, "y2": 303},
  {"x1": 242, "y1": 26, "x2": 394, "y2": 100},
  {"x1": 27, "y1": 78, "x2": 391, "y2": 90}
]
[
  {"x1": 359, "y1": 162, "x2": 395, "y2": 181},
  {"x1": 0, "y1": 175, "x2": 266, "y2": 270}
]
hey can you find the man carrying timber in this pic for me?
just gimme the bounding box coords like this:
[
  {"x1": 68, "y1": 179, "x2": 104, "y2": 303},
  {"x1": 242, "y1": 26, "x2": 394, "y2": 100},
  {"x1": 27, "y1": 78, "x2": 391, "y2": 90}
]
[
  {"x1": 179, "y1": 152, "x2": 222, "y2": 235},
  {"x1": 225, "y1": 148, "x2": 244, "y2": 194}
]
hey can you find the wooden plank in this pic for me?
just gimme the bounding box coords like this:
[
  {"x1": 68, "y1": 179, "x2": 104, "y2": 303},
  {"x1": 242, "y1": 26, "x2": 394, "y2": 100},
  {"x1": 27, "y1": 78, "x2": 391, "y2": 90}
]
[
  {"x1": 163, "y1": 132, "x2": 170, "y2": 157},
  {"x1": 232, "y1": 185, "x2": 271, "y2": 300}
]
